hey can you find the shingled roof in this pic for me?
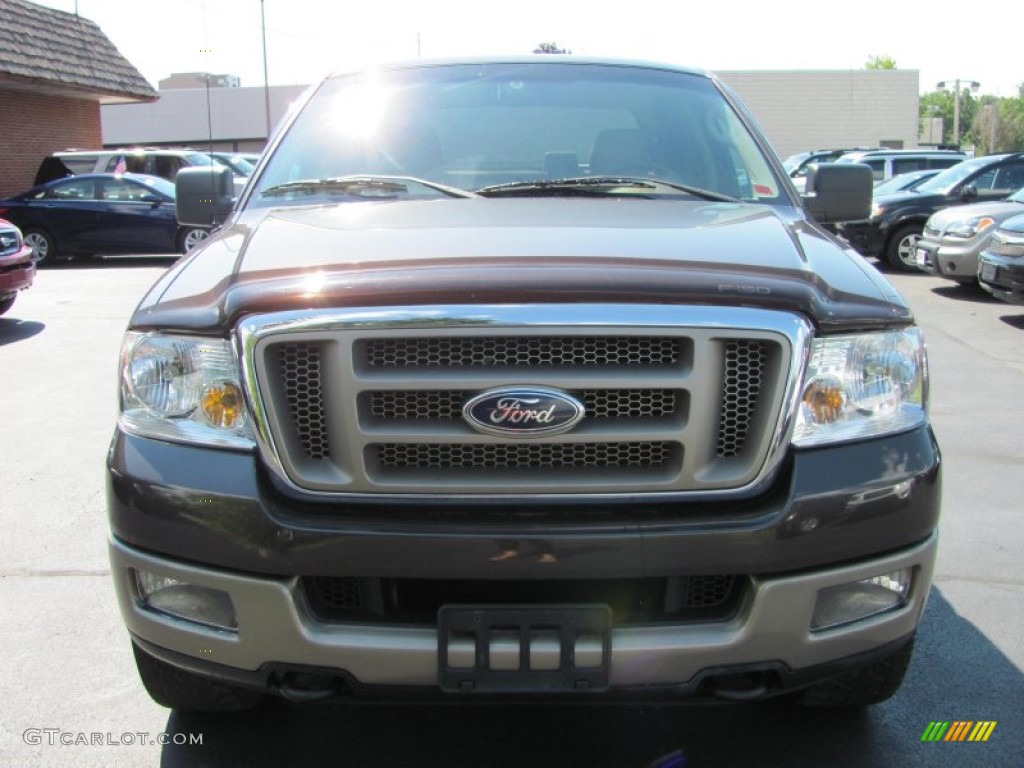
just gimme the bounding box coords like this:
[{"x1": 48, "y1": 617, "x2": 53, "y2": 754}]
[{"x1": 0, "y1": 0, "x2": 156, "y2": 102}]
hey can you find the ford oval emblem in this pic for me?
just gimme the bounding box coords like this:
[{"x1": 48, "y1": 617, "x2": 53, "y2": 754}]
[{"x1": 463, "y1": 387, "x2": 585, "y2": 438}]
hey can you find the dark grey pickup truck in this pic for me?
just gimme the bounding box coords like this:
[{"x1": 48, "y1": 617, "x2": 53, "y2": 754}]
[{"x1": 107, "y1": 58, "x2": 940, "y2": 711}]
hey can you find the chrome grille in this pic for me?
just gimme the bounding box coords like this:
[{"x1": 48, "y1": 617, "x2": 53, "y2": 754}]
[
  {"x1": 367, "y1": 389, "x2": 680, "y2": 421},
  {"x1": 717, "y1": 340, "x2": 768, "y2": 458},
  {"x1": 362, "y1": 336, "x2": 685, "y2": 368},
  {"x1": 246, "y1": 307, "x2": 799, "y2": 497},
  {"x1": 277, "y1": 342, "x2": 330, "y2": 459}
]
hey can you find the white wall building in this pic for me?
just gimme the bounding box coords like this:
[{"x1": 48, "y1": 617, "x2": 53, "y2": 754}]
[{"x1": 716, "y1": 69, "x2": 921, "y2": 158}]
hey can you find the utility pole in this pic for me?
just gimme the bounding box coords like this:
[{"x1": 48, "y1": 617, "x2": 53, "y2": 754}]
[
  {"x1": 936, "y1": 79, "x2": 980, "y2": 147},
  {"x1": 260, "y1": 0, "x2": 271, "y2": 139}
]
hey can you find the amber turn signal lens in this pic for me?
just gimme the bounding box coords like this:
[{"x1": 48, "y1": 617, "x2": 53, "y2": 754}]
[
  {"x1": 802, "y1": 378, "x2": 844, "y2": 424},
  {"x1": 200, "y1": 382, "x2": 243, "y2": 428}
]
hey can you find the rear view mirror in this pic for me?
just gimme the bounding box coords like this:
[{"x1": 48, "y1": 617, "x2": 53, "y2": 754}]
[
  {"x1": 802, "y1": 163, "x2": 873, "y2": 223},
  {"x1": 175, "y1": 166, "x2": 235, "y2": 227}
]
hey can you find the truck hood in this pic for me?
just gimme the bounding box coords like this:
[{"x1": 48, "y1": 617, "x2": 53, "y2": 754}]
[{"x1": 133, "y1": 198, "x2": 910, "y2": 333}]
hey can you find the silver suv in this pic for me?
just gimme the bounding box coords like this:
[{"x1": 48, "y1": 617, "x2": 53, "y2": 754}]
[
  {"x1": 834, "y1": 149, "x2": 966, "y2": 184},
  {"x1": 34, "y1": 148, "x2": 218, "y2": 185}
]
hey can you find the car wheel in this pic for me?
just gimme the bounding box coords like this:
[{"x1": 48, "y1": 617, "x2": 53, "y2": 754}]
[
  {"x1": 793, "y1": 637, "x2": 914, "y2": 707},
  {"x1": 885, "y1": 224, "x2": 924, "y2": 272},
  {"x1": 179, "y1": 227, "x2": 209, "y2": 253},
  {"x1": 132, "y1": 642, "x2": 263, "y2": 712},
  {"x1": 23, "y1": 229, "x2": 59, "y2": 266},
  {"x1": 0, "y1": 294, "x2": 16, "y2": 317}
]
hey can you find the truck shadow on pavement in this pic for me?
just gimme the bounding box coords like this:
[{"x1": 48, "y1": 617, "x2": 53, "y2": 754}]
[
  {"x1": 0, "y1": 318, "x2": 45, "y2": 345},
  {"x1": 999, "y1": 314, "x2": 1024, "y2": 330},
  {"x1": 158, "y1": 590, "x2": 1023, "y2": 768},
  {"x1": 929, "y1": 284, "x2": 1002, "y2": 304},
  {"x1": 42, "y1": 255, "x2": 179, "y2": 270}
]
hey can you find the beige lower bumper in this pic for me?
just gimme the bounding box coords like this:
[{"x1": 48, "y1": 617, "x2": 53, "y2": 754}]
[{"x1": 110, "y1": 533, "x2": 937, "y2": 688}]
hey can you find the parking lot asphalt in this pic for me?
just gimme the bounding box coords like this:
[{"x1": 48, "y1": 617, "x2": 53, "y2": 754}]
[{"x1": 0, "y1": 255, "x2": 1021, "y2": 768}]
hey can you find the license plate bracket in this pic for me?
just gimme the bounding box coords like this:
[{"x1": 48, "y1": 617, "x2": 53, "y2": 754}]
[
  {"x1": 438, "y1": 604, "x2": 611, "y2": 694},
  {"x1": 981, "y1": 263, "x2": 997, "y2": 282}
]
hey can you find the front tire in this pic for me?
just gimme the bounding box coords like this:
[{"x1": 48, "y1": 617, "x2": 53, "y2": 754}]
[
  {"x1": 793, "y1": 638, "x2": 914, "y2": 707},
  {"x1": 23, "y1": 229, "x2": 58, "y2": 266},
  {"x1": 132, "y1": 642, "x2": 263, "y2": 712},
  {"x1": 885, "y1": 224, "x2": 924, "y2": 272},
  {"x1": 0, "y1": 294, "x2": 16, "y2": 316}
]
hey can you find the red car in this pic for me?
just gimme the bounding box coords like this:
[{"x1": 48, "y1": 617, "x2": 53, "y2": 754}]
[{"x1": 0, "y1": 218, "x2": 35, "y2": 316}]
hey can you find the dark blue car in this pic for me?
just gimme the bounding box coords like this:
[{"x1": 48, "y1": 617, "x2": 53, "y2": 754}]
[{"x1": 0, "y1": 173, "x2": 210, "y2": 265}]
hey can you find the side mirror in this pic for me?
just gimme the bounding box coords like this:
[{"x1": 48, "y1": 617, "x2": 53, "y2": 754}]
[
  {"x1": 139, "y1": 193, "x2": 163, "y2": 206},
  {"x1": 802, "y1": 163, "x2": 873, "y2": 223},
  {"x1": 175, "y1": 166, "x2": 235, "y2": 227},
  {"x1": 960, "y1": 184, "x2": 978, "y2": 200}
]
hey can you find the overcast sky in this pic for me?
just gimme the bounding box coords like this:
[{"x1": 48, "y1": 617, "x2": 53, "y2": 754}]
[{"x1": 34, "y1": 0, "x2": 1023, "y2": 98}]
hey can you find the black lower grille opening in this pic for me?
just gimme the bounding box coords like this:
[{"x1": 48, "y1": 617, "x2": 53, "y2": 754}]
[
  {"x1": 303, "y1": 575, "x2": 744, "y2": 626},
  {"x1": 371, "y1": 441, "x2": 678, "y2": 470}
]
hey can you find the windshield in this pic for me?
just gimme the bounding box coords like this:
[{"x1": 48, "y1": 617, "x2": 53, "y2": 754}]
[
  {"x1": 184, "y1": 153, "x2": 215, "y2": 167},
  {"x1": 914, "y1": 157, "x2": 991, "y2": 195},
  {"x1": 214, "y1": 155, "x2": 256, "y2": 176},
  {"x1": 249, "y1": 62, "x2": 784, "y2": 208},
  {"x1": 782, "y1": 152, "x2": 811, "y2": 173},
  {"x1": 137, "y1": 175, "x2": 177, "y2": 198},
  {"x1": 872, "y1": 171, "x2": 932, "y2": 196}
]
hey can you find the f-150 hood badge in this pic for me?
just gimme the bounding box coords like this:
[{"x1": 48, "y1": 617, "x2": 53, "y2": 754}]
[{"x1": 462, "y1": 387, "x2": 585, "y2": 438}]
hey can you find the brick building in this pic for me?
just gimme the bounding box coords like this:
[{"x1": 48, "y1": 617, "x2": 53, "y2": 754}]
[{"x1": 0, "y1": 0, "x2": 156, "y2": 197}]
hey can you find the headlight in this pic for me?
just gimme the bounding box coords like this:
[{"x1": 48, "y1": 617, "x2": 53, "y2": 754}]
[
  {"x1": 119, "y1": 332, "x2": 254, "y2": 449},
  {"x1": 792, "y1": 329, "x2": 927, "y2": 447},
  {"x1": 945, "y1": 216, "x2": 995, "y2": 239},
  {"x1": 870, "y1": 202, "x2": 886, "y2": 219}
]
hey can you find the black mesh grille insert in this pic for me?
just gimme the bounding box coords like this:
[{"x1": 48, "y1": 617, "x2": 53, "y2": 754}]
[
  {"x1": 362, "y1": 336, "x2": 684, "y2": 368},
  {"x1": 303, "y1": 575, "x2": 743, "y2": 625},
  {"x1": 367, "y1": 390, "x2": 679, "y2": 421},
  {"x1": 717, "y1": 340, "x2": 768, "y2": 458},
  {"x1": 277, "y1": 342, "x2": 330, "y2": 459},
  {"x1": 373, "y1": 441, "x2": 675, "y2": 470}
]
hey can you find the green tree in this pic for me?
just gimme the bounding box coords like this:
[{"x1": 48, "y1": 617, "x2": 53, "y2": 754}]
[
  {"x1": 977, "y1": 89, "x2": 1024, "y2": 153},
  {"x1": 865, "y1": 55, "x2": 897, "y2": 70},
  {"x1": 919, "y1": 88, "x2": 981, "y2": 147},
  {"x1": 534, "y1": 42, "x2": 571, "y2": 54}
]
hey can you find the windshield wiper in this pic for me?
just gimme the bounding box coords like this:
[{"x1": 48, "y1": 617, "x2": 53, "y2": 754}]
[
  {"x1": 476, "y1": 176, "x2": 740, "y2": 202},
  {"x1": 260, "y1": 175, "x2": 477, "y2": 199},
  {"x1": 476, "y1": 177, "x2": 655, "y2": 196}
]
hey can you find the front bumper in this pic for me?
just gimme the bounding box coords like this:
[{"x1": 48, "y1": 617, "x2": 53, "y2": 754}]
[
  {"x1": 108, "y1": 424, "x2": 941, "y2": 695},
  {"x1": 0, "y1": 252, "x2": 35, "y2": 296},
  {"x1": 112, "y1": 533, "x2": 936, "y2": 692},
  {"x1": 915, "y1": 236, "x2": 984, "y2": 282},
  {"x1": 833, "y1": 220, "x2": 884, "y2": 256},
  {"x1": 978, "y1": 252, "x2": 1024, "y2": 304}
]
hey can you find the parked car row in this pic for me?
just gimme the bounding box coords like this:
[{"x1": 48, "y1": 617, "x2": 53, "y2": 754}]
[
  {"x1": 784, "y1": 144, "x2": 1024, "y2": 307},
  {"x1": 0, "y1": 173, "x2": 210, "y2": 264},
  {"x1": 834, "y1": 152, "x2": 1024, "y2": 270},
  {"x1": 0, "y1": 146, "x2": 267, "y2": 266},
  {"x1": 783, "y1": 147, "x2": 965, "y2": 192}
]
